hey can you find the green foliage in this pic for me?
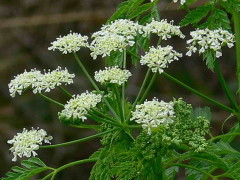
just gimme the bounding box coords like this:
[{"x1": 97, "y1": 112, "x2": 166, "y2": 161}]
[
  {"x1": 203, "y1": 49, "x2": 215, "y2": 71},
  {"x1": 180, "y1": 4, "x2": 213, "y2": 27},
  {"x1": 199, "y1": 8, "x2": 231, "y2": 31},
  {"x1": 2, "y1": 158, "x2": 50, "y2": 180},
  {"x1": 108, "y1": 0, "x2": 155, "y2": 22},
  {"x1": 220, "y1": 0, "x2": 240, "y2": 13}
]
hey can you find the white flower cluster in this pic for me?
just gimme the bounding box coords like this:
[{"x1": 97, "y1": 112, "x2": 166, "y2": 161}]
[
  {"x1": 173, "y1": 0, "x2": 186, "y2": 5},
  {"x1": 48, "y1": 31, "x2": 89, "y2": 54},
  {"x1": 131, "y1": 98, "x2": 175, "y2": 135},
  {"x1": 94, "y1": 66, "x2": 132, "y2": 85},
  {"x1": 140, "y1": 45, "x2": 182, "y2": 73},
  {"x1": 90, "y1": 19, "x2": 142, "y2": 59},
  {"x1": 9, "y1": 67, "x2": 75, "y2": 97},
  {"x1": 186, "y1": 28, "x2": 235, "y2": 58},
  {"x1": 7, "y1": 128, "x2": 52, "y2": 161},
  {"x1": 59, "y1": 91, "x2": 102, "y2": 122},
  {"x1": 143, "y1": 19, "x2": 185, "y2": 40}
]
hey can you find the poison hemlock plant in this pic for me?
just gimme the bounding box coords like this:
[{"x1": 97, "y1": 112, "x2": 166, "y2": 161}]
[{"x1": 3, "y1": 0, "x2": 240, "y2": 179}]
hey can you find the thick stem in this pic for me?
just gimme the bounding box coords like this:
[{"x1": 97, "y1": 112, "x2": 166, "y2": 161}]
[
  {"x1": 122, "y1": 49, "x2": 127, "y2": 121},
  {"x1": 214, "y1": 61, "x2": 239, "y2": 112},
  {"x1": 113, "y1": 84, "x2": 124, "y2": 120},
  {"x1": 233, "y1": 11, "x2": 240, "y2": 102},
  {"x1": 39, "y1": 93, "x2": 64, "y2": 107},
  {"x1": 162, "y1": 72, "x2": 236, "y2": 114},
  {"x1": 40, "y1": 129, "x2": 115, "y2": 149},
  {"x1": 73, "y1": 53, "x2": 121, "y2": 121}
]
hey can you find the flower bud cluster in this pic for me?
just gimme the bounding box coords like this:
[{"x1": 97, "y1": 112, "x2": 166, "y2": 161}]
[
  {"x1": 140, "y1": 45, "x2": 182, "y2": 73},
  {"x1": 58, "y1": 91, "x2": 102, "y2": 122},
  {"x1": 94, "y1": 66, "x2": 132, "y2": 85},
  {"x1": 130, "y1": 98, "x2": 175, "y2": 135},
  {"x1": 143, "y1": 19, "x2": 185, "y2": 40},
  {"x1": 186, "y1": 28, "x2": 235, "y2": 58},
  {"x1": 7, "y1": 128, "x2": 52, "y2": 161},
  {"x1": 48, "y1": 31, "x2": 89, "y2": 54},
  {"x1": 9, "y1": 67, "x2": 75, "y2": 97}
]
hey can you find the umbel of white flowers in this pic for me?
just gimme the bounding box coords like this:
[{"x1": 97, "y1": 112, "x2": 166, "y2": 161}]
[
  {"x1": 140, "y1": 45, "x2": 182, "y2": 74},
  {"x1": 186, "y1": 28, "x2": 235, "y2": 58},
  {"x1": 58, "y1": 91, "x2": 102, "y2": 122},
  {"x1": 48, "y1": 31, "x2": 89, "y2": 54},
  {"x1": 143, "y1": 19, "x2": 185, "y2": 39},
  {"x1": 8, "y1": 67, "x2": 75, "y2": 97},
  {"x1": 130, "y1": 98, "x2": 175, "y2": 135},
  {"x1": 94, "y1": 66, "x2": 132, "y2": 85},
  {"x1": 90, "y1": 19, "x2": 143, "y2": 59},
  {"x1": 7, "y1": 128, "x2": 52, "y2": 161}
]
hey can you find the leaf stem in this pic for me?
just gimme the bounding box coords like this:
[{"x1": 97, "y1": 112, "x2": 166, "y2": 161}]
[
  {"x1": 214, "y1": 60, "x2": 239, "y2": 112},
  {"x1": 139, "y1": 72, "x2": 158, "y2": 104},
  {"x1": 208, "y1": 132, "x2": 240, "y2": 142},
  {"x1": 162, "y1": 72, "x2": 236, "y2": 114},
  {"x1": 39, "y1": 93, "x2": 64, "y2": 107},
  {"x1": 73, "y1": 53, "x2": 121, "y2": 121},
  {"x1": 87, "y1": 112, "x2": 122, "y2": 127},
  {"x1": 42, "y1": 158, "x2": 98, "y2": 180},
  {"x1": 69, "y1": 124, "x2": 100, "y2": 130},
  {"x1": 40, "y1": 129, "x2": 115, "y2": 149}
]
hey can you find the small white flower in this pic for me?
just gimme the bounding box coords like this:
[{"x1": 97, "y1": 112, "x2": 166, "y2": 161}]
[
  {"x1": 140, "y1": 45, "x2": 182, "y2": 73},
  {"x1": 90, "y1": 19, "x2": 142, "y2": 59},
  {"x1": 94, "y1": 66, "x2": 132, "y2": 85},
  {"x1": 172, "y1": 0, "x2": 186, "y2": 4},
  {"x1": 90, "y1": 33, "x2": 133, "y2": 59},
  {"x1": 8, "y1": 127, "x2": 52, "y2": 161},
  {"x1": 143, "y1": 19, "x2": 185, "y2": 39},
  {"x1": 186, "y1": 28, "x2": 235, "y2": 58},
  {"x1": 58, "y1": 91, "x2": 102, "y2": 122},
  {"x1": 9, "y1": 67, "x2": 75, "y2": 97},
  {"x1": 130, "y1": 98, "x2": 175, "y2": 135},
  {"x1": 48, "y1": 31, "x2": 89, "y2": 54}
]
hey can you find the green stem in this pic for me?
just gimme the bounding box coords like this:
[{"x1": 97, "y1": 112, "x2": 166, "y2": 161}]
[
  {"x1": 58, "y1": 86, "x2": 72, "y2": 97},
  {"x1": 208, "y1": 132, "x2": 240, "y2": 142},
  {"x1": 214, "y1": 61, "x2": 239, "y2": 112},
  {"x1": 91, "y1": 108, "x2": 116, "y2": 122},
  {"x1": 233, "y1": 11, "x2": 240, "y2": 102},
  {"x1": 69, "y1": 124, "x2": 100, "y2": 130},
  {"x1": 40, "y1": 129, "x2": 115, "y2": 149},
  {"x1": 122, "y1": 49, "x2": 127, "y2": 121},
  {"x1": 133, "y1": 68, "x2": 152, "y2": 108},
  {"x1": 73, "y1": 53, "x2": 121, "y2": 121},
  {"x1": 139, "y1": 73, "x2": 158, "y2": 104},
  {"x1": 125, "y1": 68, "x2": 152, "y2": 123},
  {"x1": 166, "y1": 163, "x2": 214, "y2": 179},
  {"x1": 42, "y1": 158, "x2": 98, "y2": 180},
  {"x1": 88, "y1": 113, "x2": 122, "y2": 127},
  {"x1": 113, "y1": 84, "x2": 124, "y2": 120},
  {"x1": 39, "y1": 93, "x2": 64, "y2": 107},
  {"x1": 162, "y1": 72, "x2": 236, "y2": 114}
]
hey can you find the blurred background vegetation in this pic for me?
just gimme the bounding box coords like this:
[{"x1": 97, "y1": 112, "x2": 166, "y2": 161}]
[{"x1": 0, "y1": 0, "x2": 238, "y2": 179}]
